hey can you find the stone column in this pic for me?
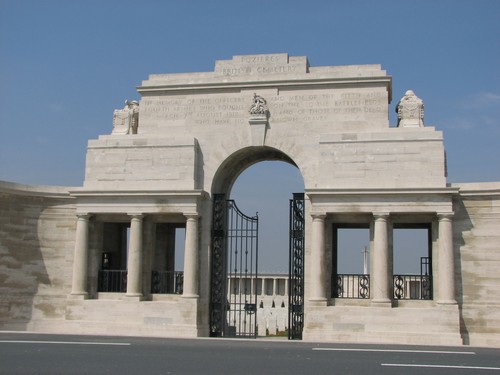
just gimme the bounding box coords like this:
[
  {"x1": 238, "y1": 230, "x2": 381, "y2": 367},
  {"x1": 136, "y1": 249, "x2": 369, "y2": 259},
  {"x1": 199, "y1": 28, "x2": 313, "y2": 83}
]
[
  {"x1": 372, "y1": 213, "x2": 391, "y2": 304},
  {"x1": 183, "y1": 214, "x2": 199, "y2": 298},
  {"x1": 438, "y1": 213, "x2": 457, "y2": 304},
  {"x1": 310, "y1": 213, "x2": 327, "y2": 302},
  {"x1": 71, "y1": 214, "x2": 91, "y2": 298},
  {"x1": 126, "y1": 214, "x2": 144, "y2": 297}
]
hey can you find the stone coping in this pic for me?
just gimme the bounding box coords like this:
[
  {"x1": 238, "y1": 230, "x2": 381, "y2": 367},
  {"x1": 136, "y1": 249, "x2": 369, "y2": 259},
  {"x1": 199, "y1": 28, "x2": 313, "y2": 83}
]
[
  {"x1": 451, "y1": 182, "x2": 500, "y2": 196},
  {"x1": 0, "y1": 180, "x2": 76, "y2": 198}
]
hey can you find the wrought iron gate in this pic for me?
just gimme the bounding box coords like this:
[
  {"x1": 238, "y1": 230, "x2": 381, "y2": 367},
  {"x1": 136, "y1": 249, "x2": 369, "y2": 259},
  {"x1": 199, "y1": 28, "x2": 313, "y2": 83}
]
[
  {"x1": 289, "y1": 193, "x2": 305, "y2": 340},
  {"x1": 210, "y1": 194, "x2": 259, "y2": 338}
]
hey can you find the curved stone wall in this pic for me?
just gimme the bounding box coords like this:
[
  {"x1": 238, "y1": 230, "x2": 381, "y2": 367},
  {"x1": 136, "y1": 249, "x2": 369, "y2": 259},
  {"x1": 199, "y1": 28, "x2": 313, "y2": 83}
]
[{"x1": 0, "y1": 181, "x2": 76, "y2": 331}]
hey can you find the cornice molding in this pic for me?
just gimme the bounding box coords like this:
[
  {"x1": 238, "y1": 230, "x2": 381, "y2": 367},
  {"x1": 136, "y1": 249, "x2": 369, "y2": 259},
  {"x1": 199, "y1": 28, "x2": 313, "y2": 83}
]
[
  {"x1": 69, "y1": 188, "x2": 208, "y2": 199},
  {"x1": 137, "y1": 76, "x2": 391, "y2": 96},
  {"x1": 305, "y1": 187, "x2": 459, "y2": 197}
]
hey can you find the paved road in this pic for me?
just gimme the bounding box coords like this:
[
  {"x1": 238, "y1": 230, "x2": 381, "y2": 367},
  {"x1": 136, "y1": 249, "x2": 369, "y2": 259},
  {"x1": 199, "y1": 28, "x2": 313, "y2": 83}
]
[{"x1": 0, "y1": 332, "x2": 499, "y2": 374}]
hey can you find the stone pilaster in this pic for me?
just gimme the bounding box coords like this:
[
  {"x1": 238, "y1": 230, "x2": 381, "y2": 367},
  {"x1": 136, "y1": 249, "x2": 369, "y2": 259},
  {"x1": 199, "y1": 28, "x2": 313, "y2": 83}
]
[
  {"x1": 70, "y1": 214, "x2": 91, "y2": 298},
  {"x1": 126, "y1": 214, "x2": 144, "y2": 298},
  {"x1": 438, "y1": 213, "x2": 457, "y2": 305},
  {"x1": 310, "y1": 213, "x2": 327, "y2": 302},
  {"x1": 372, "y1": 213, "x2": 391, "y2": 304},
  {"x1": 183, "y1": 213, "x2": 199, "y2": 298}
]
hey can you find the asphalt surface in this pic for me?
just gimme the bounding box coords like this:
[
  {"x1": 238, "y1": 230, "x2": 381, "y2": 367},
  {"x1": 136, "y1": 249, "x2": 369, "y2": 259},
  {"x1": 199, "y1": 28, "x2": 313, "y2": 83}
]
[{"x1": 0, "y1": 332, "x2": 499, "y2": 374}]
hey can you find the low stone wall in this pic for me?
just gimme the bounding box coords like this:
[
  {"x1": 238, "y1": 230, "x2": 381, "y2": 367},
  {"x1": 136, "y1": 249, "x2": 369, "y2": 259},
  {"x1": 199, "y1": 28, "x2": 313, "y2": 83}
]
[
  {"x1": 65, "y1": 295, "x2": 199, "y2": 338},
  {"x1": 303, "y1": 302, "x2": 462, "y2": 346}
]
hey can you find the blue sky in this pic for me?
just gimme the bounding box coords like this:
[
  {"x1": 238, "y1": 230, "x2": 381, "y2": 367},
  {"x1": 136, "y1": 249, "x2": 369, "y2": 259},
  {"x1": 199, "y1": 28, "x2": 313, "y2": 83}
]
[{"x1": 1, "y1": 1, "x2": 499, "y2": 272}]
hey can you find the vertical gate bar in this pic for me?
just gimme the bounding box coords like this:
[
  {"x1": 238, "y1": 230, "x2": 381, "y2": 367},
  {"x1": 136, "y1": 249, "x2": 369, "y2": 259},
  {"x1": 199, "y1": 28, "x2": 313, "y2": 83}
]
[
  {"x1": 227, "y1": 202, "x2": 232, "y2": 336},
  {"x1": 233, "y1": 205, "x2": 238, "y2": 335},
  {"x1": 235, "y1": 207, "x2": 240, "y2": 333},
  {"x1": 288, "y1": 197, "x2": 293, "y2": 339},
  {"x1": 289, "y1": 193, "x2": 305, "y2": 340},
  {"x1": 236, "y1": 204, "x2": 239, "y2": 336},
  {"x1": 240, "y1": 217, "x2": 248, "y2": 335},
  {"x1": 254, "y1": 214, "x2": 258, "y2": 337},
  {"x1": 228, "y1": 205, "x2": 232, "y2": 336}
]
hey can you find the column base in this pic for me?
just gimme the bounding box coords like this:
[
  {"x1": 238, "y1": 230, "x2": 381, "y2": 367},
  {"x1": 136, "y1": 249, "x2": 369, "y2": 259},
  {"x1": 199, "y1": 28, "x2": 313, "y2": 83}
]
[
  {"x1": 182, "y1": 294, "x2": 199, "y2": 299},
  {"x1": 371, "y1": 298, "x2": 392, "y2": 307},
  {"x1": 125, "y1": 294, "x2": 145, "y2": 301},
  {"x1": 308, "y1": 297, "x2": 328, "y2": 307},
  {"x1": 438, "y1": 299, "x2": 457, "y2": 305},
  {"x1": 68, "y1": 292, "x2": 89, "y2": 300}
]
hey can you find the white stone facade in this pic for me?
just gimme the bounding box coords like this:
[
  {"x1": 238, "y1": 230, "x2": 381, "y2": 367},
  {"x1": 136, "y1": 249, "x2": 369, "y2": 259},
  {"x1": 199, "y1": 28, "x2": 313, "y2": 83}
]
[{"x1": 0, "y1": 54, "x2": 499, "y2": 346}]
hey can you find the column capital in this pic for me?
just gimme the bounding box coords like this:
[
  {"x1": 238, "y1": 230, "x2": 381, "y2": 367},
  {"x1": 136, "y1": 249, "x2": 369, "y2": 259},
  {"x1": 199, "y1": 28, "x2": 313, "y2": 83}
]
[
  {"x1": 373, "y1": 212, "x2": 390, "y2": 220},
  {"x1": 76, "y1": 213, "x2": 91, "y2": 220},
  {"x1": 437, "y1": 212, "x2": 454, "y2": 221},
  {"x1": 128, "y1": 213, "x2": 144, "y2": 220},
  {"x1": 184, "y1": 213, "x2": 200, "y2": 220},
  {"x1": 311, "y1": 212, "x2": 326, "y2": 221}
]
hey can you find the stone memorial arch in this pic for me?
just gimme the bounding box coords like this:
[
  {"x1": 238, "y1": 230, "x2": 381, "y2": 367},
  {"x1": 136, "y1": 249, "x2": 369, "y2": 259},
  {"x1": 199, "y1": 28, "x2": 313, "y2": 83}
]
[{"x1": 1, "y1": 54, "x2": 499, "y2": 347}]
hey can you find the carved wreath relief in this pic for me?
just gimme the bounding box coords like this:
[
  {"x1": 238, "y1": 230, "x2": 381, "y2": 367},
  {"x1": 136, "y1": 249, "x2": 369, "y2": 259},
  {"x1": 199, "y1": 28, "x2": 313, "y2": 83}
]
[{"x1": 249, "y1": 93, "x2": 269, "y2": 117}]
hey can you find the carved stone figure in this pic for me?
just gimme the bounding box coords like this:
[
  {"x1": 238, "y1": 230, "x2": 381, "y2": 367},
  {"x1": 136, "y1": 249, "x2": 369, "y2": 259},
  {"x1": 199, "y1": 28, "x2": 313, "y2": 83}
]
[
  {"x1": 249, "y1": 93, "x2": 269, "y2": 117},
  {"x1": 396, "y1": 90, "x2": 424, "y2": 128},
  {"x1": 112, "y1": 100, "x2": 139, "y2": 135}
]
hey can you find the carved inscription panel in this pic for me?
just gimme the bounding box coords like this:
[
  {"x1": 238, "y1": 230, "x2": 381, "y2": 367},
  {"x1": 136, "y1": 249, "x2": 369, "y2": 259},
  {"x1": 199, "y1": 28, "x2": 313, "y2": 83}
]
[
  {"x1": 141, "y1": 96, "x2": 248, "y2": 126},
  {"x1": 140, "y1": 89, "x2": 388, "y2": 129},
  {"x1": 267, "y1": 91, "x2": 387, "y2": 123}
]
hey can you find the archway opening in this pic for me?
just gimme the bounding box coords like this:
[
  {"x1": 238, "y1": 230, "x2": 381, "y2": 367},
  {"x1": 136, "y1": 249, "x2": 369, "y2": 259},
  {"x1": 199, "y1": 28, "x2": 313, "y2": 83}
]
[
  {"x1": 230, "y1": 161, "x2": 304, "y2": 273},
  {"x1": 209, "y1": 147, "x2": 305, "y2": 339},
  {"x1": 229, "y1": 160, "x2": 304, "y2": 338}
]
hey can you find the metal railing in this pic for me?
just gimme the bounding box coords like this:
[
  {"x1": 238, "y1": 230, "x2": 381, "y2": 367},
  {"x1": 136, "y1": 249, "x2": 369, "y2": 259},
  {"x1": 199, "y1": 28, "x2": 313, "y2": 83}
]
[
  {"x1": 98, "y1": 269, "x2": 127, "y2": 293},
  {"x1": 333, "y1": 274, "x2": 370, "y2": 299},
  {"x1": 393, "y1": 275, "x2": 432, "y2": 300},
  {"x1": 151, "y1": 271, "x2": 184, "y2": 294}
]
